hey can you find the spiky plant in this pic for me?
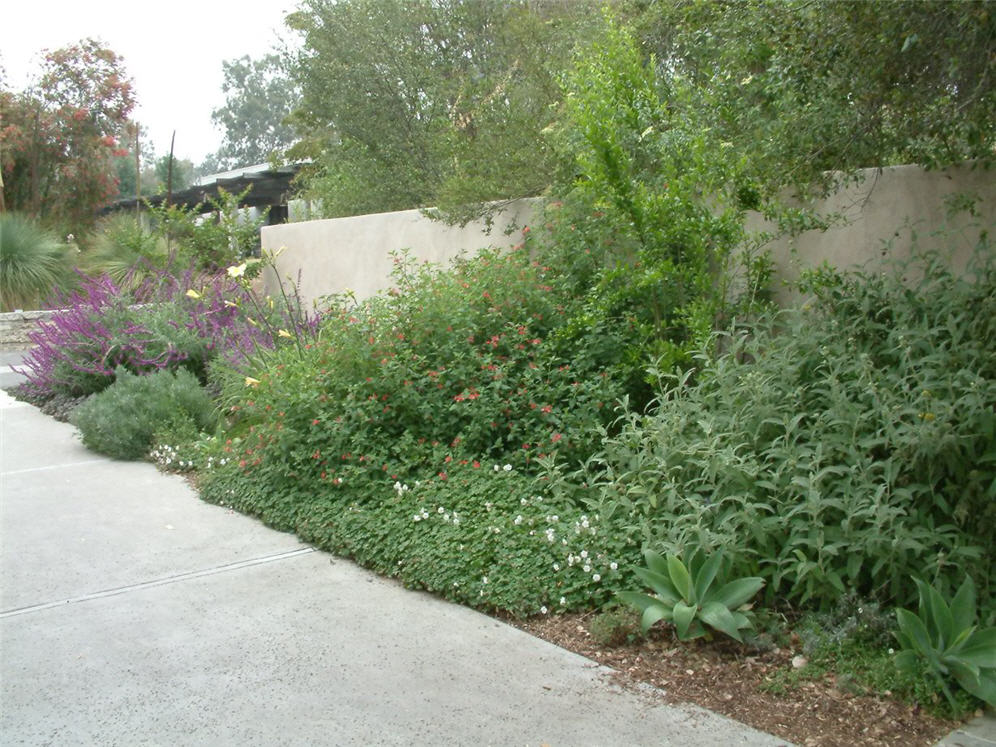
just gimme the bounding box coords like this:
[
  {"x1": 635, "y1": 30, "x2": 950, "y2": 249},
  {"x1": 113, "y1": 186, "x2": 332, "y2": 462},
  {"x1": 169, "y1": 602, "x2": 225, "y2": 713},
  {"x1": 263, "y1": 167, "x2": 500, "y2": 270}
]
[
  {"x1": 0, "y1": 213, "x2": 74, "y2": 312},
  {"x1": 82, "y1": 212, "x2": 170, "y2": 290}
]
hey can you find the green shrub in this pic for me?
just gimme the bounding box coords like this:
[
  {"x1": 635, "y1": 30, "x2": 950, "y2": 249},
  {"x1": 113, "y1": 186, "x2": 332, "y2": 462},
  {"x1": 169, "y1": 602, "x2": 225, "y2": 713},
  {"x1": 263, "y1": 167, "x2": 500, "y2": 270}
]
[
  {"x1": 581, "y1": 247, "x2": 996, "y2": 618},
  {"x1": 72, "y1": 367, "x2": 217, "y2": 460},
  {"x1": 199, "y1": 246, "x2": 641, "y2": 615},
  {"x1": 0, "y1": 213, "x2": 74, "y2": 311}
]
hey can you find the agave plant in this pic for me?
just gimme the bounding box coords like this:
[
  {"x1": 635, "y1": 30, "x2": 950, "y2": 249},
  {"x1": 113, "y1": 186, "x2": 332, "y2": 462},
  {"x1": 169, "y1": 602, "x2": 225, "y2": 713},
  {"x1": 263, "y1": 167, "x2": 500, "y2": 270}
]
[
  {"x1": 0, "y1": 213, "x2": 74, "y2": 311},
  {"x1": 618, "y1": 548, "x2": 765, "y2": 642},
  {"x1": 895, "y1": 576, "x2": 996, "y2": 709}
]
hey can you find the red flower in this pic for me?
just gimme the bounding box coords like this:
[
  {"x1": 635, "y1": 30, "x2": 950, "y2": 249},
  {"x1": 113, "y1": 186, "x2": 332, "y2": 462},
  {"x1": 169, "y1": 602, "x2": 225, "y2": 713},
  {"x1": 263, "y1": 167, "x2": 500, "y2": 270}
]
[{"x1": 552, "y1": 433, "x2": 563, "y2": 443}]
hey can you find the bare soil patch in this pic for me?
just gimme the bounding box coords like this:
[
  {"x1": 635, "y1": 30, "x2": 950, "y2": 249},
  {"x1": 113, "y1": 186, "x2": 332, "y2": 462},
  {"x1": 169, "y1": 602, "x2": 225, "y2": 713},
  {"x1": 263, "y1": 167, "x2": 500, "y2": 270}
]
[{"x1": 511, "y1": 611, "x2": 963, "y2": 747}]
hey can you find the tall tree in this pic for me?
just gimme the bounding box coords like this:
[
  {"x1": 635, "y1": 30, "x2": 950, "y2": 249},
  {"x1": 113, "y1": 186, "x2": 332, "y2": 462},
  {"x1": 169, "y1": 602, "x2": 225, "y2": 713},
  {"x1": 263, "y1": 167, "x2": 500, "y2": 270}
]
[
  {"x1": 286, "y1": 0, "x2": 598, "y2": 220},
  {"x1": 0, "y1": 39, "x2": 136, "y2": 232},
  {"x1": 211, "y1": 53, "x2": 299, "y2": 170},
  {"x1": 624, "y1": 0, "x2": 996, "y2": 199}
]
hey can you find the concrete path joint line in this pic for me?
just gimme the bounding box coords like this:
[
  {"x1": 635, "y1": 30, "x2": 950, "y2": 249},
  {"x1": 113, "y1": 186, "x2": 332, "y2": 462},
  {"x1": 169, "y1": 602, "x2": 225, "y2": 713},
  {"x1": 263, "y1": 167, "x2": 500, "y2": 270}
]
[
  {"x1": 2, "y1": 459, "x2": 110, "y2": 476},
  {"x1": 0, "y1": 546, "x2": 316, "y2": 618}
]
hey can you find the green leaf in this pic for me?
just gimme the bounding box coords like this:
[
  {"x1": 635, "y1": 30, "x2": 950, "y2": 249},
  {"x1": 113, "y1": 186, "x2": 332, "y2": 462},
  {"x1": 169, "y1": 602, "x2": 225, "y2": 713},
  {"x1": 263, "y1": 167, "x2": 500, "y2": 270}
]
[
  {"x1": 711, "y1": 577, "x2": 765, "y2": 610},
  {"x1": 673, "y1": 601, "x2": 699, "y2": 640},
  {"x1": 640, "y1": 603, "x2": 672, "y2": 634},
  {"x1": 643, "y1": 549, "x2": 669, "y2": 577},
  {"x1": 949, "y1": 576, "x2": 977, "y2": 634},
  {"x1": 954, "y1": 667, "x2": 996, "y2": 708},
  {"x1": 667, "y1": 555, "x2": 693, "y2": 602},
  {"x1": 956, "y1": 628, "x2": 996, "y2": 669},
  {"x1": 921, "y1": 581, "x2": 956, "y2": 648},
  {"x1": 700, "y1": 600, "x2": 746, "y2": 642},
  {"x1": 896, "y1": 608, "x2": 940, "y2": 668},
  {"x1": 617, "y1": 590, "x2": 661, "y2": 614},
  {"x1": 693, "y1": 551, "x2": 724, "y2": 601},
  {"x1": 633, "y1": 567, "x2": 681, "y2": 603}
]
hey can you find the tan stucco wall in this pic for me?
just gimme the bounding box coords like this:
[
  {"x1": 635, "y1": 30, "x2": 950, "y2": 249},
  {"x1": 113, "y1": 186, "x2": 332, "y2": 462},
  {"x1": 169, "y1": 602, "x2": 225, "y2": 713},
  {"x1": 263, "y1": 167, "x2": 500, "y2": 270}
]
[
  {"x1": 751, "y1": 162, "x2": 995, "y2": 302},
  {"x1": 261, "y1": 201, "x2": 536, "y2": 308},
  {"x1": 263, "y1": 164, "x2": 994, "y2": 310}
]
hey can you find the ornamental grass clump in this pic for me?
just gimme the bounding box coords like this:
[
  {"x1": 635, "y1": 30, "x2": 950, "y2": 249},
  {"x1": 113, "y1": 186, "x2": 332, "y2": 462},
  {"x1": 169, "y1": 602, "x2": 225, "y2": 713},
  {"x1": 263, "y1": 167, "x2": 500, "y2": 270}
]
[{"x1": 0, "y1": 213, "x2": 75, "y2": 312}]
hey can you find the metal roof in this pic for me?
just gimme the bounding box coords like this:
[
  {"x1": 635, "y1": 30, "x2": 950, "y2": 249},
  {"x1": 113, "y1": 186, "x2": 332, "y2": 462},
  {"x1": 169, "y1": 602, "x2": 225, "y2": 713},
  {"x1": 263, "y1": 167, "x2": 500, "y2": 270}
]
[{"x1": 106, "y1": 163, "x2": 304, "y2": 213}]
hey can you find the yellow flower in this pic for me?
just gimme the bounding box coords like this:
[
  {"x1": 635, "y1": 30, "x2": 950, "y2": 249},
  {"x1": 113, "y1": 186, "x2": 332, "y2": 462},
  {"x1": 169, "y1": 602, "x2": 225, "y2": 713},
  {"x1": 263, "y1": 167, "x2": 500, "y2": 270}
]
[
  {"x1": 278, "y1": 329, "x2": 292, "y2": 338},
  {"x1": 244, "y1": 376, "x2": 260, "y2": 388},
  {"x1": 185, "y1": 289, "x2": 202, "y2": 300},
  {"x1": 227, "y1": 262, "x2": 248, "y2": 278}
]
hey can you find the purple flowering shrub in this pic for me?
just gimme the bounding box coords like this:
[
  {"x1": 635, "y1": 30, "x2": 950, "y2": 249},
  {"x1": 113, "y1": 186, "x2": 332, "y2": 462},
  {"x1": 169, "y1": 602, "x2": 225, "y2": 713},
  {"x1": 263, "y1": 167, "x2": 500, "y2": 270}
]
[{"x1": 17, "y1": 266, "x2": 317, "y2": 401}]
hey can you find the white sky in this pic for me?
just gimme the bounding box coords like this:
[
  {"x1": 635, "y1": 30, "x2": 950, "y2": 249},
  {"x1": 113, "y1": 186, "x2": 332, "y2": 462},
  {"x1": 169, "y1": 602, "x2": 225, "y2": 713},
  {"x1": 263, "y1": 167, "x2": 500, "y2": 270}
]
[{"x1": 2, "y1": 0, "x2": 299, "y2": 164}]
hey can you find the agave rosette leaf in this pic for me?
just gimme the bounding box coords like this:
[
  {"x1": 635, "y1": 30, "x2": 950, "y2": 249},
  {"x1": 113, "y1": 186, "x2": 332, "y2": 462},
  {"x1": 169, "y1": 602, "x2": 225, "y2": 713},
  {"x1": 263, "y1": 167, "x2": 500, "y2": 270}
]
[
  {"x1": 712, "y1": 576, "x2": 766, "y2": 611},
  {"x1": 667, "y1": 555, "x2": 693, "y2": 602},
  {"x1": 700, "y1": 601, "x2": 746, "y2": 642}
]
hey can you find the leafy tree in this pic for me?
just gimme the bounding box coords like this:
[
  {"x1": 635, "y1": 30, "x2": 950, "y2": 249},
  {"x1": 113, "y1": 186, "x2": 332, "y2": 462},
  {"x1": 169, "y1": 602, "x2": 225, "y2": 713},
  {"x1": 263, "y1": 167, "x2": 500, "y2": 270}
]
[
  {"x1": 286, "y1": 0, "x2": 597, "y2": 220},
  {"x1": 623, "y1": 0, "x2": 996, "y2": 200},
  {"x1": 112, "y1": 122, "x2": 159, "y2": 200},
  {"x1": 0, "y1": 39, "x2": 136, "y2": 233},
  {"x1": 153, "y1": 154, "x2": 194, "y2": 193},
  {"x1": 210, "y1": 54, "x2": 299, "y2": 170}
]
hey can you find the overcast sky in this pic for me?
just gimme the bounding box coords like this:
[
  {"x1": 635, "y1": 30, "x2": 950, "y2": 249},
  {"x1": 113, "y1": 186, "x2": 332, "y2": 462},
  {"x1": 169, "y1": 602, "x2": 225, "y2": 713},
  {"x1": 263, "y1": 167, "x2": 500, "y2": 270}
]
[{"x1": 2, "y1": 0, "x2": 299, "y2": 164}]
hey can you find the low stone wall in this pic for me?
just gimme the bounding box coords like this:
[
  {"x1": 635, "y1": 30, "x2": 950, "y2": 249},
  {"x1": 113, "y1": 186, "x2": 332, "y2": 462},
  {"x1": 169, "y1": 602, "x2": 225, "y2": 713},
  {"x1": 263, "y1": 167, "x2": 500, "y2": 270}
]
[{"x1": 0, "y1": 309, "x2": 59, "y2": 349}]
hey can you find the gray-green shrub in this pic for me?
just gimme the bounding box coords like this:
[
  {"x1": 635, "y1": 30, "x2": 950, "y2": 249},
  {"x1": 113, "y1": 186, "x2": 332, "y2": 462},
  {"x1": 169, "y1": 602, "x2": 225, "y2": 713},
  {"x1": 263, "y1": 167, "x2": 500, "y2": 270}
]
[
  {"x1": 72, "y1": 367, "x2": 217, "y2": 460},
  {"x1": 581, "y1": 247, "x2": 995, "y2": 619}
]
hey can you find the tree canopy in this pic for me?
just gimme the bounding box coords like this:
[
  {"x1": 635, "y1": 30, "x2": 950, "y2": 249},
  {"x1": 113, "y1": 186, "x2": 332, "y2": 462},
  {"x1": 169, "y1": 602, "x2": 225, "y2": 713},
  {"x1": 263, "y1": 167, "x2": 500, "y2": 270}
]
[
  {"x1": 210, "y1": 53, "x2": 299, "y2": 170},
  {"x1": 285, "y1": 0, "x2": 598, "y2": 221},
  {"x1": 276, "y1": 0, "x2": 994, "y2": 220},
  {"x1": 1, "y1": 39, "x2": 136, "y2": 232}
]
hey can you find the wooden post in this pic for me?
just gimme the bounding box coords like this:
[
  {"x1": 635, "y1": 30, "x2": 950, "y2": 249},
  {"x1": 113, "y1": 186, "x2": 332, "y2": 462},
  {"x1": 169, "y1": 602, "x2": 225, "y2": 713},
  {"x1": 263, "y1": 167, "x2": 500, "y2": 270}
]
[{"x1": 166, "y1": 130, "x2": 175, "y2": 207}]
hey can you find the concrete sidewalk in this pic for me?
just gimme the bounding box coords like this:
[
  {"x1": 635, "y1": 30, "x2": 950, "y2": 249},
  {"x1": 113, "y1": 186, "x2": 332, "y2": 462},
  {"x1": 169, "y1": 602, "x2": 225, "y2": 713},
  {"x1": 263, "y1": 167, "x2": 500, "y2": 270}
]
[{"x1": 0, "y1": 379, "x2": 791, "y2": 746}]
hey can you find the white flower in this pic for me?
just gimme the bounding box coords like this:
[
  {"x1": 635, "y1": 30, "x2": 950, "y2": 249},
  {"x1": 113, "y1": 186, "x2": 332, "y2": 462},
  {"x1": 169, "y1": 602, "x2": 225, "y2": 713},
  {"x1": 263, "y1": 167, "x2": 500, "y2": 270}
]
[
  {"x1": 583, "y1": 564, "x2": 591, "y2": 573},
  {"x1": 553, "y1": 563, "x2": 560, "y2": 571},
  {"x1": 227, "y1": 262, "x2": 248, "y2": 278},
  {"x1": 503, "y1": 464, "x2": 512, "y2": 471},
  {"x1": 514, "y1": 515, "x2": 523, "y2": 525},
  {"x1": 438, "y1": 506, "x2": 445, "y2": 514},
  {"x1": 580, "y1": 550, "x2": 588, "y2": 559},
  {"x1": 592, "y1": 574, "x2": 601, "y2": 582},
  {"x1": 482, "y1": 576, "x2": 488, "y2": 584},
  {"x1": 540, "y1": 606, "x2": 548, "y2": 614},
  {"x1": 609, "y1": 562, "x2": 618, "y2": 571},
  {"x1": 560, "y1": 597, "x2": 566, "y2": 606},
  {"x1": 494, "y1": 465, "x2": 500, "y2": 472}
]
